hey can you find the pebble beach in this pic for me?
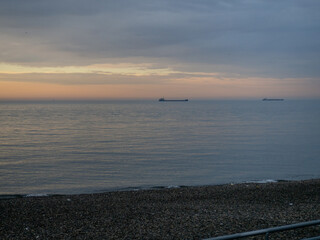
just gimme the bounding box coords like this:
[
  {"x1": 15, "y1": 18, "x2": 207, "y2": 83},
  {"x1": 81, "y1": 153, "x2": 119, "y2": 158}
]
[{"x1": 1, "y1": 179, "x2": 320, "y2": 239}]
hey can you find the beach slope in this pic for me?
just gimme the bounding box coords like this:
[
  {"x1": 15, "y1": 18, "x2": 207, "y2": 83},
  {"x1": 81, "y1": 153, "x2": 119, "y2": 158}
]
[{"x1": 1, "y1": 179, "x2": 320, "y2": 239}]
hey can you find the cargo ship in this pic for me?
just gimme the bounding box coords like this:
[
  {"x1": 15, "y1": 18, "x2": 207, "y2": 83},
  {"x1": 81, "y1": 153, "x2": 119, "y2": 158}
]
[
  {"x1": 159, "y1": 98, "x2": 188, "y2": 102},
  {"x1": 262, "y1": 98, "x2": 284, "y2": 101}
]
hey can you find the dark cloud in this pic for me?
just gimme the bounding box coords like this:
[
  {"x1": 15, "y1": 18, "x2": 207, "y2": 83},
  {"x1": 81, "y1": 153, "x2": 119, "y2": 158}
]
[{"x1": 0, "y1": 0, "x2": 319, "y2": 78}]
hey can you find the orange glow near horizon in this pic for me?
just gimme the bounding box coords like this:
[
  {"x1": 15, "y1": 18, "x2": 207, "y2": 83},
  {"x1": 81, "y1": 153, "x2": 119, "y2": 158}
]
[
  {"x1": 1, "y1": 76, "x2": 319, "y2": 100},
  {"x1": 0, "y1": 81, "x2": 145, "y2": 100},
  {"x1": 1, "y1": 63, "x2": 319, "y2": 100}
]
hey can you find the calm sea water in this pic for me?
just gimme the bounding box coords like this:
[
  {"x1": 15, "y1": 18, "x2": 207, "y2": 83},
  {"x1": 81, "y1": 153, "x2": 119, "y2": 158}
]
[{"x1": 1, "y1": 100, "x2": 319, "y2": 195}]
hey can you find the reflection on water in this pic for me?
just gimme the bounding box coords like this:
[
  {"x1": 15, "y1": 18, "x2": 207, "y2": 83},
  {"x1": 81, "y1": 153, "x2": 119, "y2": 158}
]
[{"x1": 0, "y1": 100, "x2": 319, "y2": 194}]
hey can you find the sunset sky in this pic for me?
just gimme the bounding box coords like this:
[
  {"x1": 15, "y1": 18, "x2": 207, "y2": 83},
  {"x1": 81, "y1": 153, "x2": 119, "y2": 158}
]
[{"x1": 0, "y1": 0, "x2": 319, "y2": 100}]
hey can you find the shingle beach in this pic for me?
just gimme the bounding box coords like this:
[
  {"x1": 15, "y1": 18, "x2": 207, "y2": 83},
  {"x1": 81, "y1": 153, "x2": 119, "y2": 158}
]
[{"x1": 1, "y1": 179, "x2": 319, "y2": 239}]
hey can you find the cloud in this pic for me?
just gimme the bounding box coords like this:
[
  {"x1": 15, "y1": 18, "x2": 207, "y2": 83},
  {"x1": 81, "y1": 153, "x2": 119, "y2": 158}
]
[
  {"x1": 0, "y1": 70, "x2": 222, "y2": 86},
  {"x1": 0, "y1": 0, "x2": 319, "y2": 78}
]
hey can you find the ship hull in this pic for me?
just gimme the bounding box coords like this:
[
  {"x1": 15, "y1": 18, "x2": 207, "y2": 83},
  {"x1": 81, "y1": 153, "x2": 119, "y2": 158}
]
[
  {"x1": 159, "y1": 98, "x2": 188, "y2": 102},
  {"x1": 262, "y1": 98, "x2": 284, "y2": 101}
]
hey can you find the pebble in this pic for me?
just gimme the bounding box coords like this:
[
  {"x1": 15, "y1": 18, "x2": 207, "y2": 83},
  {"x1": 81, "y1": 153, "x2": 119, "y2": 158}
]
[{"x1": 1, "y1": 179, "x2": 319, "y2": 239}]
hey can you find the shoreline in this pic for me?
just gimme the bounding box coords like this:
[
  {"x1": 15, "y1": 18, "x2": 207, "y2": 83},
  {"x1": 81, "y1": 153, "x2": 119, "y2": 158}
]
[
  {"x1": 0, "y1": 178, "x2": 312, "y2": 200},
  {"x1": 1, "y1": 179, "x2": 320, "y2": 239}
]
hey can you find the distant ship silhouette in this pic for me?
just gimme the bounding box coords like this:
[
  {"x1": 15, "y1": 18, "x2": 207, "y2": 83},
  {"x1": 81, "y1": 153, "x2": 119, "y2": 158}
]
[
  {"x1": 262, "y1": 98, "x2": 284, "y2": 101},
  {"x1": 159, "y1": 98, "x2": 188, "y2": 102}
]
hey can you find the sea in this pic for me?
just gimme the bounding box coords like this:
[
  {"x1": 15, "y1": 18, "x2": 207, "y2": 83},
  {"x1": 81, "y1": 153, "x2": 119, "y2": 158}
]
[{"x1": 1, "y1": 99, "x2": 320, "y2": 196}]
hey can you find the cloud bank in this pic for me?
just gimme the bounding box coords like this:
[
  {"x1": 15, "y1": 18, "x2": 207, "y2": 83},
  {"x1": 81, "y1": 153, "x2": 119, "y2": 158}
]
[
  {"x1": 1, "y1": 0, "x2": 319, "y2": 77},
  {"x1": 0, "y1": 0, "x2": 319, "y2": 99}
]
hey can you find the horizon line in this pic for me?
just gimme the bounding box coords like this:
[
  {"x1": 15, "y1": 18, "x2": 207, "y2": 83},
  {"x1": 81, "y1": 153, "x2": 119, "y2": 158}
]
[{"x1": 0, "y1": 97, "x2": 319, "y2": 102}]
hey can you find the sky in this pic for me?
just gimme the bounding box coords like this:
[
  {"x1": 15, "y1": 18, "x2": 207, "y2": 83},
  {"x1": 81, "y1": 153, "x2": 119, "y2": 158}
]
[{"x1": 0, "y1": 0, "x2": 319, "y2": 100}]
